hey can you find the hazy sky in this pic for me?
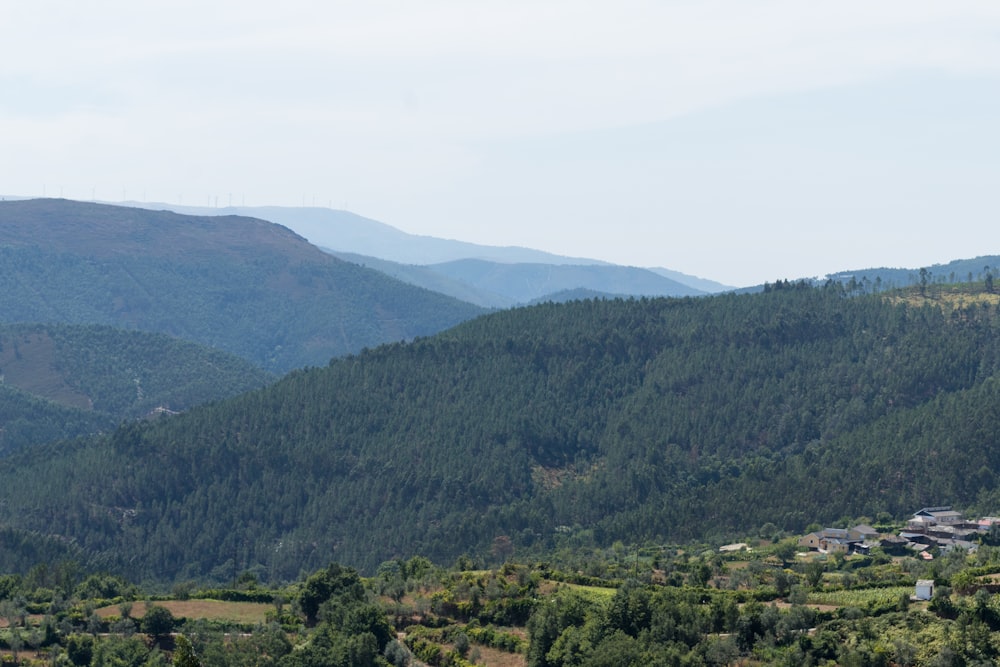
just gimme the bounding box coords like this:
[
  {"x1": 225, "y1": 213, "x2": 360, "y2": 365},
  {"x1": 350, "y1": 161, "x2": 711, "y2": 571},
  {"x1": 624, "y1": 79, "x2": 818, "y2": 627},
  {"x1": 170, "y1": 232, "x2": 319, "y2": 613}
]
[{"x1": 2, "y1": 1, "x2": 998, "y2": 286}]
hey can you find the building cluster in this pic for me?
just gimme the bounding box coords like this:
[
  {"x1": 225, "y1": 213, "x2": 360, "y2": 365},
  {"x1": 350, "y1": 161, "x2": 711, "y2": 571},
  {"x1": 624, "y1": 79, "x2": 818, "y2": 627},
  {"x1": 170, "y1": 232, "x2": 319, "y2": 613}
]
[{"x1": 798, "y1": 506, "x2": 1000, "y2": 560}]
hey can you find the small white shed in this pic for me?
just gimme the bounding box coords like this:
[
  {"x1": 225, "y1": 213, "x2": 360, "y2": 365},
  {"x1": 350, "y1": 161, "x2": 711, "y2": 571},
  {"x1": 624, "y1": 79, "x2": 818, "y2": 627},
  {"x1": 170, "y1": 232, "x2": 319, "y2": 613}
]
[{"x1": 915, "y1": 579, "x2": 934, "y2": 600}]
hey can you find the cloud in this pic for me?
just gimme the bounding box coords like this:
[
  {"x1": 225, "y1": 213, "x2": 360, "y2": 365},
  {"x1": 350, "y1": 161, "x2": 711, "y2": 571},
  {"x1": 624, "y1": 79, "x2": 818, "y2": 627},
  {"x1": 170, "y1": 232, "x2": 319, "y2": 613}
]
[
  {"x1": 8, "y1": 2, "x2": 1000, "y2": 130},
  {"x1": 2, "y1": 1, "x2": 999, "y2": 283}
]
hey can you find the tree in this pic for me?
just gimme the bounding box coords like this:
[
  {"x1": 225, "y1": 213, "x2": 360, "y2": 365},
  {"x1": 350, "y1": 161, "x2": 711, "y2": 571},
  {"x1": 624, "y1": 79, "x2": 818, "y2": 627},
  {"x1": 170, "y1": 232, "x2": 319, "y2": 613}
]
[
  {"x1": 774, "y1": 569, "x2": 794, "y2": 598},
  {"x1": 141, "y1": 604, "x2": 176, "y2": 641},
  {"x1": 298, "y1": 563, "x2": 365, "y2": 625},
  {"x1": 8, "y1": 628, "x2": 22, "y2": 662},
  {"x1": 453, "y1": 631, "x2": 470, "y2": 658},
  {"x1": 492, "y1": 535, "x2": 514, "y2": 562},
  {"x1": 703, "y1": 635, "x2": 739, "y2": 667},
  {"x1": 27, "y1": 625, "x2": 44, "y2": 656},
  {"x1": 527, "y1": 591, "x2": 593, "y2": 667},
  {"x1": 803, "y1": 560, "x2": 825, "y2": 589},
  {"x1": 773, "y1": 540, "x2": 797, "y2": 567},
  {"x1": 65, "y1": 633, "x2": 94, "y2": 666},
  {"x1": 172, "y1": 634, "x2": 202, "y2": 667},
  {"x1": 384, "y1": 639, "x2": 410, "y2": 667}
]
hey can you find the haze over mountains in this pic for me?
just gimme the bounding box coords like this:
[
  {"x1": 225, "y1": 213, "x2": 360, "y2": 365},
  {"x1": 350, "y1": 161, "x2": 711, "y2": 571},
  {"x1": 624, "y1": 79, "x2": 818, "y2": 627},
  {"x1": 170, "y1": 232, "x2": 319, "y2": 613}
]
[
  {"x1": 0, "y1": 199, "x2": 483, "y2": 372},
  {"x1": 116, "y1": 201, "x2": 732, "y2": 305},
  {"x1": 110, "y1": 200, "x2": 996, "y2": 301},
  {"x1": 122, "y1": 202, "x2": 616, "y2": 266},
  {"x1": 5, "y1": 195, "x2": 988, "y2": 303}
]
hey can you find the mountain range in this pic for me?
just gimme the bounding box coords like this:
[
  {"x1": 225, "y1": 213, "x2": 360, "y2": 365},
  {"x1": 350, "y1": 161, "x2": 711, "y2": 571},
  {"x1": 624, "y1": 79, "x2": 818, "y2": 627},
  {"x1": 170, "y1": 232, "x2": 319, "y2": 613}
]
[
  {"x1": 0, "y1": 199, "x2": 484, "y2": 372},
  {"x1": 3, "y1": 196, "x2": 1000, "y2": 586},
  {"x1": 116, "y1": 201, "x2": 733, "y2": 304},
  {"x1": 118, "y1": 200, "x2": 995, "y2": 302}
]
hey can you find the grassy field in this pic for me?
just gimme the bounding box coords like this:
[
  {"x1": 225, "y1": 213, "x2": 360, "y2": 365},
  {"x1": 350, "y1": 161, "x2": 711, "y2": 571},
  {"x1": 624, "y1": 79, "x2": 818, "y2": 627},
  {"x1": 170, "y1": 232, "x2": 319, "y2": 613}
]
[
  {"x1": 463, "y1": 644, "x2": 525, "y2": 667},
  {"x1": 558, "y1": 582, "x2": 617, "y2": 602},
  {"x1": 889, "y1": 289, "x2": 1000, "y2": 310},
  {"x1": 96, "y1": 599, "x2": 272, "y2": 624},
  {"x1": 807, "y1": 586, "x2": 913, "y2": 609}
]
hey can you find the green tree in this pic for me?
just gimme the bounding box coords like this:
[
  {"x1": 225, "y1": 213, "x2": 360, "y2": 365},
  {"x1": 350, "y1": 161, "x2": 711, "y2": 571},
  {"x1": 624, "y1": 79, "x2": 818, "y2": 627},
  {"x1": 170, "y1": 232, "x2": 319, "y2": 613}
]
[
  {"x1": 453, "y1": 631, "x2": 470, "y2": 658},
  {"x1": 773, "y1": 540, "x2": 797, "y2": 567},
  {"x1": 298, "y1": 563, "x2": 365, "y2": 625},
  {"x1": 141, "y1": 604, "x2": 176, "y2": 641},
  {"x1": 803, "y1": 560, "x2": 825, "y2": 589},
  {"x1": 527, "y1": 591, "x2": 593, "y2": 667},
  {"x1": 65, "y1": 633, "x2": 94, "y2": 666},
  {"x1": 172, "y1": 634, "x2": 202, "y2": 667}
]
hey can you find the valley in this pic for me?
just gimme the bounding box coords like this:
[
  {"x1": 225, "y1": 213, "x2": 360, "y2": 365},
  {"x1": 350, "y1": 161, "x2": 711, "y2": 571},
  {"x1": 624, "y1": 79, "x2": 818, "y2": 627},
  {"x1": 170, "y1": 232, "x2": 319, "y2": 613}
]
[{"x1": 2, "y1": 199, "x2": 1000, "y2": 665}]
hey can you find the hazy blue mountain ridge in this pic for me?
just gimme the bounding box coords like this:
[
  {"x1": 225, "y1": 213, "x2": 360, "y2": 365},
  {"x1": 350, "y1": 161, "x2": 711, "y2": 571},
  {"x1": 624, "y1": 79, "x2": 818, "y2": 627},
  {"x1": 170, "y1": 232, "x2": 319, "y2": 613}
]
[
  {"x1": 325, "y1": 250, "x2": 516, "y2": 308},
  {"x1": 0, "y1": 199, "x2": 485, "y2": 372},
  {"x1": 116, "y1": 201, "x2": 733, "y2": 298},
  {"x1": 123, "y1": 202, "x2": 607, "y2": 266},
  {"x1": 428, "y1": 258, "x2": 705, "y2": 303}
]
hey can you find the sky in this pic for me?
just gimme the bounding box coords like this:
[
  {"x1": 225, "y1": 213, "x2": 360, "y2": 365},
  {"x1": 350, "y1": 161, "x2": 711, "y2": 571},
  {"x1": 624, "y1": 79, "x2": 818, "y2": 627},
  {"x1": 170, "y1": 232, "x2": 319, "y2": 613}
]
[{"x1": 1, "y1": 1, "x2": 999, "y2": 287}]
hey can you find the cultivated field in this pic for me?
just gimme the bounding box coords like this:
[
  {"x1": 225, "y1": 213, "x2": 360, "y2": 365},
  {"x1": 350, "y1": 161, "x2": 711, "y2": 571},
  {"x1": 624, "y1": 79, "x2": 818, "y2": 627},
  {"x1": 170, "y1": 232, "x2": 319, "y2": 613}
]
[{"x1": 96, "y1": 599, "x2": 272, "y2": 624}]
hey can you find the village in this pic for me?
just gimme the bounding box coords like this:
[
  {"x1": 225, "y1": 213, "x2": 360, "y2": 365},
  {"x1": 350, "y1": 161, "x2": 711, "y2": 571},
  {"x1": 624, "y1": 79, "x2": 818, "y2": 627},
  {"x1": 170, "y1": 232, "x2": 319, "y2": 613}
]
[
  {"x1": 796, "y1": 506, "x2": 1000, "y2": 559},
  {"x1": 716, "y1": 506, "x2": 1000, "y2": 602},
  {"x1": 795, "y1": 506, "x2": 1000, "y2": 601}
]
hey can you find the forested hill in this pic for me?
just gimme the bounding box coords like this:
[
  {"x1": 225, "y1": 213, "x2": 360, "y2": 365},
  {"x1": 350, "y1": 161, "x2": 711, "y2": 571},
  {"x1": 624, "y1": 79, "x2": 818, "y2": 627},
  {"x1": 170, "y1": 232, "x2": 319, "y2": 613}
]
[
  {"x1": 2, "y1": 283, "x2": 1000, "y2": 582},
  {"x1": 0, "y1": 199, "x2": 485, "y2": 372},
  {"x1": 0, "y1": 322, "x2": 274, "y2": 453}
]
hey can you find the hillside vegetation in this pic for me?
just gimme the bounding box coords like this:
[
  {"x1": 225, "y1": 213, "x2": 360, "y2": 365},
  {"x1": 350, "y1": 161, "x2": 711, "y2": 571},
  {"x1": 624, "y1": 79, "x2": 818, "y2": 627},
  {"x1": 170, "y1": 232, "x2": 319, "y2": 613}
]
[
  {"x1": 0, "y1": 323, "x2": 273, "y2": 454},
  {"x1": 0, "y1": 199, "x2": 485, "y2": 372},
  {"x1": 7, "y1": 528, "x2": 1000, "y2": 666},
  {"x1": 1, "y1": 283, "x2": 1000, "y2": 582}
]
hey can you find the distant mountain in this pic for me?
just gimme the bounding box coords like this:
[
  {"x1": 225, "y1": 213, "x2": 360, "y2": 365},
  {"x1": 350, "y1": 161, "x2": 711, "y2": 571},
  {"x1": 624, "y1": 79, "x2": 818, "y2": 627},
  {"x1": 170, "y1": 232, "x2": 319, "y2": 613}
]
[
  {"x1": 327, "y1": 251, "x2": 703, "y2": 307},
  {"x1": 122, "y1": 202, "x2": 606, "y2": 266},
  {"x1": 528, "y1": 288, "x2": 623, "y2": 304},
  {"x1": 325, "y1": 250, "x2": 516, "y2": 308},
  {"x1": 825, "y1": 255, "x2": 1000, "y2": 290},
  {"x1": 427, "y1": 259, "x2": 705, "y2": 303},
  {"x1": 647, "y1": 267, "x2": 732, "y2": 294},
  {"x1": 117, "y1": 201, "x2": 737, "y2": 296},
  {"x1": 3, "y1": 282, "x2": 1000, "y2": 580},
  {"x1": 0, "y1": 322, "x2": 273, "y2": 453},
  {"x1": 0, "y1": 199, "x2": 485, "y2": 372}
]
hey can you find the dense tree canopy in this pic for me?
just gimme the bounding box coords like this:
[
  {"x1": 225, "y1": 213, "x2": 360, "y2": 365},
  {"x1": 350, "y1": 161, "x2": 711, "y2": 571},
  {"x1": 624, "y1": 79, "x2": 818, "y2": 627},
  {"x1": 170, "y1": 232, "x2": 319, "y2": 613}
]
[
  {"x1": 0, "y1": 322, "x2": 274, "y2": 454},
  {"x1": 1, "y1": 284, "x2": 1000, "y2": 580}
]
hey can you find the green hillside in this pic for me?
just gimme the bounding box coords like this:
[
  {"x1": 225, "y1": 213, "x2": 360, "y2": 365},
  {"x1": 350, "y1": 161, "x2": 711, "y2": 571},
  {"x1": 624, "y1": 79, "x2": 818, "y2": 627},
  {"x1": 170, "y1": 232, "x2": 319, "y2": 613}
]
[
  {"x1": 0, "y1": 322, "x2": 274, "y2": 453},
  {"x1": 1, "y1": 282, "x2": 1000, "y2": 582},
  {"x1": 0, "y1": 384, "x2": 113, "y2": 455},
  {"x1": 0, "y1": 199, "x2": 485, "y2": 372}
]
